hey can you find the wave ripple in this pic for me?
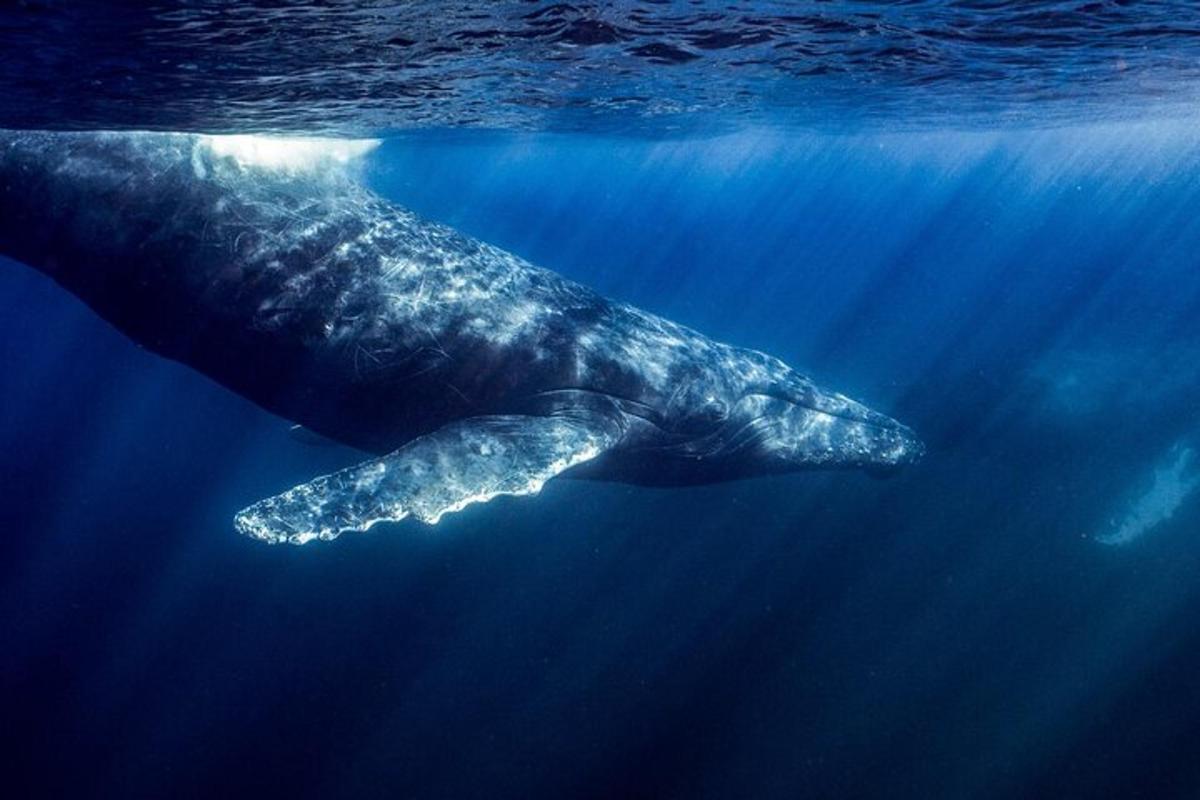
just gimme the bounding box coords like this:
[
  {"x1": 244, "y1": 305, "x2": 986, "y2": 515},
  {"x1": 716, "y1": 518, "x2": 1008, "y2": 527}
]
[{"x1": 2, "y1": 2, "x2": 1200, "y2": 133}]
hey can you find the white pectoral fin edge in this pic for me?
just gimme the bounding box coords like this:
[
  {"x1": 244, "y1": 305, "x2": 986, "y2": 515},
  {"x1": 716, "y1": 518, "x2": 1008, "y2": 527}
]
[{"x1": 234, "y1": 414, "x2": 616, "y2": 545}]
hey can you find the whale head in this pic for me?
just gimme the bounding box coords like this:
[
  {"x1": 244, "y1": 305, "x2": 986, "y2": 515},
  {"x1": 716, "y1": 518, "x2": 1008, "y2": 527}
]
[
  {"x1": 640, "y1": 352, "x2": 923, "y2": 484},
  {"x1": 715, "y1": 382, "x2": 923, "y2": 477}
]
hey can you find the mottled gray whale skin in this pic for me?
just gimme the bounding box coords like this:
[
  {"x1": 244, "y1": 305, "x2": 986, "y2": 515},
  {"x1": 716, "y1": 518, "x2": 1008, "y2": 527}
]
[{"x1": 0, "y1": 130, "x2": 922, "y2": 543}]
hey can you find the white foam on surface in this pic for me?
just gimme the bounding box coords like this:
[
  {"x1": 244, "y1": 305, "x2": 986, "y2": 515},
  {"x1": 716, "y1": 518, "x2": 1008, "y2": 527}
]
[{"x1": 200, "y1": 135, "x2": 380, "y2": 172}]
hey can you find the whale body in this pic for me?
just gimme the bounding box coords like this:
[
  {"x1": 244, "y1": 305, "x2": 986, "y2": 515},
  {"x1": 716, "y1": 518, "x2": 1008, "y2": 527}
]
[{"x1": 0, "y1": 131, "x2": 922, "y2": 544}]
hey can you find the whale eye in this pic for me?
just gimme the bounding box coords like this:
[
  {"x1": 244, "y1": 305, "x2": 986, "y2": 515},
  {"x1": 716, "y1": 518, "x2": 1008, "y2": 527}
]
[
  {"x1": 697, "y1": 398, "x2": 728, "y2": 422},
  {"x1": 672, "y1": 396, "x2": 729, "y2": 434}
]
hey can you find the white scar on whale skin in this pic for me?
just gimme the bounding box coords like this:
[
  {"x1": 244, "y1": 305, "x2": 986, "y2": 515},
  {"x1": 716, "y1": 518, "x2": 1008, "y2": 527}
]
[{"x1": 1097, "y1": 444, "x2": 1200, "y2": 546}]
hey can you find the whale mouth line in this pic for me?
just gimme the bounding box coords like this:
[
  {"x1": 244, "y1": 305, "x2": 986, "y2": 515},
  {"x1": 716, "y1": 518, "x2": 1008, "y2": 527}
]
[
  {"x1": 744, "y1": 392, "x2": 909, "y2": 435},
  {"x1": 795, "y1": 404, "x2": 899, "y2": 432}
]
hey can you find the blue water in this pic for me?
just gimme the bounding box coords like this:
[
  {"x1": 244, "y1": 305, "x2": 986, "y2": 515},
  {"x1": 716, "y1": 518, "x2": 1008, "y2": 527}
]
[
  {"x1": 3, "y1": 122, "x2": 1199, "y2": 798},
  {"x1": 4, "y1": 4, "x2": 1200, "y2": 799}
]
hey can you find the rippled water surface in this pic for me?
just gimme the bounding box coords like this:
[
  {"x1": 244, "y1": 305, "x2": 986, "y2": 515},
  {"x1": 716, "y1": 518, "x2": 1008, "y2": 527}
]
[{"x1": 3, "y1": 1, "x2": 1200, "y2": 133}]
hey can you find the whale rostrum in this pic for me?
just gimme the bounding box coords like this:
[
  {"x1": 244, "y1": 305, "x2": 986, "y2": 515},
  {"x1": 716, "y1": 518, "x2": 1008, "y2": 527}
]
[{"x1": 0, "y1": 131, "x2": 923, "y2": 544}]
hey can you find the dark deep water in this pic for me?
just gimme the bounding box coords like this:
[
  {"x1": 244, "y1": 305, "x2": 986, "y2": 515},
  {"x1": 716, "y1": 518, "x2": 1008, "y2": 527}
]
[{"x1": 4, "y1": 3, "x2": 1200, "y2": 800}]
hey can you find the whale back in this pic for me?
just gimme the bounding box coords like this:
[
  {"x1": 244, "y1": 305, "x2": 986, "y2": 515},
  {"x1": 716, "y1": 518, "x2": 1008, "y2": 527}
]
[{"x1": 0, "y1": 132, "x2": 664, "y2": 448}]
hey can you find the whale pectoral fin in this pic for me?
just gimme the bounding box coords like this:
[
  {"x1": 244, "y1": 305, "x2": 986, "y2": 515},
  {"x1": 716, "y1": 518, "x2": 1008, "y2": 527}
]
[{"x1": 233, "y1": 414, "x2": 618, "y2": 545}]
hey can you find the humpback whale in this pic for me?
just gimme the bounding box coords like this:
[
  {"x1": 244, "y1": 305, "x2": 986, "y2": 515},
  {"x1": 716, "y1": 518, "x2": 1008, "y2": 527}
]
[{"x1": 0, "y1": 131, "x2": 922, "y2": 544}]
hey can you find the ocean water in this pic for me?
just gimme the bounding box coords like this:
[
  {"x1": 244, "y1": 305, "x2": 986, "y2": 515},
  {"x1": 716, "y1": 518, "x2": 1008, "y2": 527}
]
[{"x1": 3, "y1": 4, "x2": 1200, "y2": 800}]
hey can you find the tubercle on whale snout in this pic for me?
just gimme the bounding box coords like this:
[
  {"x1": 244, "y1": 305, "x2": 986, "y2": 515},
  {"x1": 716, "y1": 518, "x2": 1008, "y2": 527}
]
[{"x1": 691, "y1": 387, "x2": 923, "y2": 473}]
